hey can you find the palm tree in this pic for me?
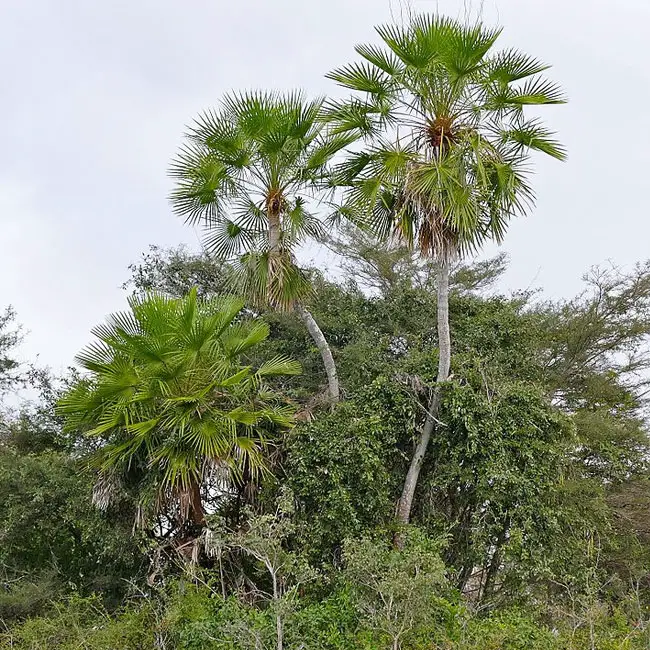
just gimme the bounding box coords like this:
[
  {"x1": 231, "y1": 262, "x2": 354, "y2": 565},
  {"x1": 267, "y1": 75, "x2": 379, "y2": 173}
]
[
  {"x1": 57, "y1": 289, "x2": 299, "y2": 532},
  {"x1": 326, "y1": 15, "x2": 566, "y2": 525},
  {"x1": 169, "y1": 92, "x2": 355, "y2": 404}
]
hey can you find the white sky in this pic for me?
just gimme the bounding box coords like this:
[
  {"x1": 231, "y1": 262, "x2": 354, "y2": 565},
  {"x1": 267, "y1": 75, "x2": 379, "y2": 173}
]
[{"x1": 1, "y1": 0, "x2": 649, "y2": 374}]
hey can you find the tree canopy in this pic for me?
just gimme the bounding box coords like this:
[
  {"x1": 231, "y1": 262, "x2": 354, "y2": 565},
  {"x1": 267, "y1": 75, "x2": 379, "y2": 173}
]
[{"x1": 3, "y1": 11, "x2": 650, "y2": 650}]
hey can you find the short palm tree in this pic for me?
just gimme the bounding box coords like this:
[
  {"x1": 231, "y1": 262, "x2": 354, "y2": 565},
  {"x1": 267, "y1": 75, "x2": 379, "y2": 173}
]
[
  {"x1": 57, "y1": 289, "x2": 299, "y2": 530},
  {"x1": 170, "y1": 92, "x2": 355, "y2": 404},
  {"x1": 326, "y1": 15, "x2": 566, "y2": 525}
]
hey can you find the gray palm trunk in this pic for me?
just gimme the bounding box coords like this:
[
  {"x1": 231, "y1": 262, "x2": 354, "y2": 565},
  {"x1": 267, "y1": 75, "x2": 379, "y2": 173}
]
[
  {"x1": 268, "y1": 208, "x2": 281, "y2": 253},
  {"x1": 266, "y1": 207, "x2": 340, "y2": 404},
  {"x1": 295, "y1": 304, "x2": 340, "y2": 404},
  {"x1": 396, "y1": 259, "x2": 451, "y2": 525}
]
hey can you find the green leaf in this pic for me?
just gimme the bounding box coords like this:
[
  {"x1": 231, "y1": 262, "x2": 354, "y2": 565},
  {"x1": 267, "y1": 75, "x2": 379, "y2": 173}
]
[
  {"x1": 257, "y1": 355, "x2": 302, "y2": 377},
  {"x1": 326, "y1": 62, "x2": 393, "y2": 96}
]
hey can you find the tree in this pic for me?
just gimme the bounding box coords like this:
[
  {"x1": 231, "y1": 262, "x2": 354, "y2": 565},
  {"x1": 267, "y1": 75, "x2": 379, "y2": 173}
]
[
  {"x1": 57, "y1": 290, "x2": 299, "y2": 540},
  {"x1": 170, "y1": 92, "x2": 355, "y2": 404},
  {"x1": 0, "y1": 449, "x2": 143, "y2": 616},
  {"x1": 206, "y1": 493, "x2": 317, "y2": 650},
  {"x1": 123, "y1": 244, "x2": 232, "y2": 298},
  {"x1": 341, "y1": 531, "x2": 451, "y2": 650},
  {"x1": 326, "y1": 14, "x2": 566, "y2": 524},
  {"x1": 0, "y1": 306, "x2": 23, "y2": 395}
]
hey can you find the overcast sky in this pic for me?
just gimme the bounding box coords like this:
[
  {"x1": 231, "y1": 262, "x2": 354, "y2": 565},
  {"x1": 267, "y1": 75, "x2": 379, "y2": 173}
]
[{"x1": 1, "y1": 0, "x2": 649, "y2": 374}]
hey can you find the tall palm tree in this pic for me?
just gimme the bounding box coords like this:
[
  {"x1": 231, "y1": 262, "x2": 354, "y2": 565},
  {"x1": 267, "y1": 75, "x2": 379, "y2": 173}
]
[
  {"x1": 57, "y1": 290, "x2": 299, "y2": 531},
  {"x1": 170, "y1": 92, "x2": 355, "y2": 404},
  {"x1": 326, "y1": 15, "x2": 566, "y2": 525}
]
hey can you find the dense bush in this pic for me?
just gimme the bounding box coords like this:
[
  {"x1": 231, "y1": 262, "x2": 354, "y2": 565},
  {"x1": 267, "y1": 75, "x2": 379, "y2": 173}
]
[{"x1": 0, "y1": 596, "x2": 156, "y2": 649}]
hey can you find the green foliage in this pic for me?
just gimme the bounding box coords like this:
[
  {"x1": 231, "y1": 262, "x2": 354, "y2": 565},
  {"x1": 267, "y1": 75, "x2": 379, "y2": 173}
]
[
  {"x1": 0, "y1": 449, "x2": 141, "y2": 615},
  {"x1": 2, "y1": 369, "x2": 81, "y2": 454},
  {"x1": 57, "y1": 290, "x2": 299, "y2": 530},
  {"x1": 286, "y1": 383, "x2": 406, "y2": 559},
  {"x1": 288, "y1": 591, "x2": 360, "y2": 650},
  {"x1": 456, "y1": 606, "x2": 650, "y2": 650},
  {"x1": 342, "y1": 530, "x2": 456, "y2": 648},
  {"x1": 0, "y1": 596, "x2": 156, "y2": 649},
  {"x1": 124, "y1": 244, "x2": 233, "y2": 298},
  {"x1": 458, "y1": 609, "x2": 559, "y2": 649},
  {"x1": 164, "y1": 586, "x2": 275, "y2": 650},
  {"x1": 424, "y1": 381, "x2": 573, "y2": 590},
  {"x1": 164, "y1": 583, "x2": 362, "y2": 650},
  {"x1": 0, "y1": 572, "x2": 58, "y2": 622},
  {"x1": 327, "y1": 14, "x2": 565, "y2": 261},
  {"x1": 170, "y1": 92, "x2": 353, "y2": 309}
]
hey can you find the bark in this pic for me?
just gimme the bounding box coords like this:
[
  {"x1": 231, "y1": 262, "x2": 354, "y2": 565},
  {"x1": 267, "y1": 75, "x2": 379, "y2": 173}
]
[
  {"x1": 271, "y1": 571, "x2": 283, "y2": 650},
  {"x1": 482, "y1": 519, "x2": 510, "y2": 600},
  {"x1": 267, "y1": 207, "x2": 283, "y2": 307},
  {"x1": 268, "y1": 209, "x2": 281, "y2": 253},
  {"x1": 295, "y1": 304, "x2": 340, "y2": 404},
  {"x1": 396, "y1": 260, "x2": 451, "y2": 525},
  {"x1": 276, "y1": 612, "x2": 283, "y2": 650},
  {"x1": 266, "y1": 197, "x2": 340, "y2": 404},
  {"x1": 189, "y1": 480, "x2": 206, "y2": 526}
]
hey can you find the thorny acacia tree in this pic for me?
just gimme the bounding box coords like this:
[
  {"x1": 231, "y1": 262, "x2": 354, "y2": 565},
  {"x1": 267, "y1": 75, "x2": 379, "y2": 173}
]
[
  {"x1": 326, "y1": 14, "x2": 566, "y2": 524},
  {"x1": 57, "y1": 290, "x2": 299, "y2": 533},
  {"x1": 170, "y1": 92, "x2": 355, "y2": 403}
]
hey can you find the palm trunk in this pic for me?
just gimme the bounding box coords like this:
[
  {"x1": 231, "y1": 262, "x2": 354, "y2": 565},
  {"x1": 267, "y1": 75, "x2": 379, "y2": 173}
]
[
  {"x1": 266, "y1": 200, "x2": 340, "y2": 404},
  {"x1": 295, "y1": 304, "x2": 340, "y2": 404},
  {"x1": 189, "y1": 480, "x2": 206, "y2": 526},
  {"x1": 268, "y1": 210, "x2": 281, "y2": 252},
  {"x1": 266, "y1": 205, "x2": 284, "y2": 308},
  {"x1": 396, "y1": 259, "x2": 451, "y2": 525}
]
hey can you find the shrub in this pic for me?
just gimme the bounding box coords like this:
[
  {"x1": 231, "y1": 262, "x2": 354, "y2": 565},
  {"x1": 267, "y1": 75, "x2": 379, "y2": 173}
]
[{"x1": 0, "y1": 595, "x2": 155, "y2": 650}]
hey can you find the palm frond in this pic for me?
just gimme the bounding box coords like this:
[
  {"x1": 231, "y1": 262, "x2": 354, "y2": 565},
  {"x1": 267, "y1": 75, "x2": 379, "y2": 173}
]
[
  {"x1": 326, "y1": 62, "x2": 394, "y2": 97},
  {"x1": 304, "y1": 132, "x2": 358, "y2": 174},
  {"x1": 443, "y1": 21, "x2": 503, "y2": 79},
  {"x1": 234, "y1": 252, "x2": 312, "y2": 310},
  {"x1": 501, "y1": 119, "x2": 567, "y2": 160},
  {"x1": 56, "y1": 292, "x2": 299, "y2": 528},
  {"x1": 256, "y1": 355, "x2": 302, "y2": 377},
  {"x1": 487, "y1": 49, "x2": 551, "y2": 83},
  {"x1": 202, "y1": 219, "x2": 258, "y2": 259},
  {"x1": 321, "y1": 98, "x2": 386, "y2": 137},
  {"x1": 375, "y1": 21, "x2": 434, "y2": 70},
  {"x1": 327, "y1": 12, "x2": 566, "y2": 262},
  {"x1": 507, "y1": 77, "x2": 567, "y2": 106},
  {"x1": 355, "y1": 42, "x2": 402, "y2": 75}
]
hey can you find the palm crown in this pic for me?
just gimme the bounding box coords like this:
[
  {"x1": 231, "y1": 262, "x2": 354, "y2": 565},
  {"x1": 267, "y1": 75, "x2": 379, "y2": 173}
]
[
  {"x1": 170, "y1": 92, "x2": 354, "y2": 308},
  {"x1": 326, "y1": 15, "x2": 566, "y2": 259},
  {"x1": 57, "y1": 290, "x2": 300, "y2": 527}
]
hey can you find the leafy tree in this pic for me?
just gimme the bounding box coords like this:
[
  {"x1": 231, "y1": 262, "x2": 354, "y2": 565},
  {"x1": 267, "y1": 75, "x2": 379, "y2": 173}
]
[
  {"x1": 0, "y1": 306, "x2": 22, "y2": 396},
  {"x1": 206, "y1": 494, "x2": 317, "y2": 650},
  {"x1": 57, "y1": 290, "x2": 299, "y2": 539},
  {"x1": 123, "y1": 244, "x2": 232, "y2": 298},
  {"x1": 0, "y1": 449, "x2": 142, "y2": 616},
  {"x1": 170, "y1": 92, "x2": 355, "y2": 403},
  {"x1": 341, "y1": 531, "x2": 453, "y2": 650},
  {"x1": 326, "y1": 14, "x2": 566, "y2": 524},
  {"x1": 1, "y1": 368, "x2": 81, "y2": 454},
  {"x1": 286, "y1": 383, "x2": 404, "y2": 561},
  {"x1": 539, "y1": 263, "x2": 650, "y2": 408}
]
